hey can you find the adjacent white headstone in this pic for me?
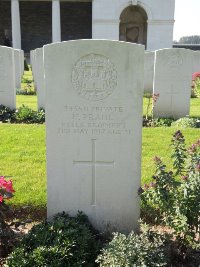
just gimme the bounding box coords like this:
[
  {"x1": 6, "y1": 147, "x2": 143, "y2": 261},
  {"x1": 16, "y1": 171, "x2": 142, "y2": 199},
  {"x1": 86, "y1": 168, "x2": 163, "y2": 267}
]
[
  {"x1": 193, "y1": 51, "x2": 200, "y2": 73},
  {"x1": 153, "y1": 49, "x2": 193, "y2": 119},
  {"x1": 30, "y1": 49, "x2": 37, "y2": 91},
  {"x1": 44, "y1": 40, "x2": 144, "y2": 233},
  {"x1": 14, "y1": 49, "x2": 21, "y2": 89},
  {"x1": 144, "y1": 51, "x2": 155, "y2": 94},
  {"x1": 0, "y1": 46, "x2": 16, "y2": 109},
  {"x1": 35, "y1": 48, "x2": 45, "y2": 109}
]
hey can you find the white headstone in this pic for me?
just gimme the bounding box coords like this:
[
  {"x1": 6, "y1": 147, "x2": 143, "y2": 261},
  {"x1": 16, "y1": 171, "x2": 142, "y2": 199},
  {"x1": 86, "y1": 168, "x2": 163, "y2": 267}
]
[
  {"x1": 144, "y1": 51, "x2": 155, "y2": 94},
  {"x1": 44, "y1": 40, "x2": 144, "y2": 233},
  {"x1": 0, "y1": 46, "x2": 16, "y2": 109},
  {"x1": 30, "y1": 49, "x2": 37, "y2": 90},
  {"x1": 153, "y1": 48, "x2": 193, "y2": 119},
  {"x1": 35, "y1": 48, "x2": 45, "y2": 109},
  {"x1": 14, "y1": 49, "x2": 21, "y2": 89},
  {"x1": 193, "y1": 51, "x2": 200, "y2": 73}
]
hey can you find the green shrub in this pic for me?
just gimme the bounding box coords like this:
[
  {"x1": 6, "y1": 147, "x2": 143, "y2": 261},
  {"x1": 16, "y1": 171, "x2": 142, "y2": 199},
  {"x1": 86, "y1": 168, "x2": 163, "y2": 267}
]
[
  {"x1": 5, "y1": 212, "x2": 101, "y2": 267},
  {"x1": 172, "y1": 117, "x2": 200, "y2": 128},
  {"x1": 96, "y1": 229, "x2": 167, "y2": 267},
  {"x1": 0, "y1": 105, "x2": 45, "y2": 124},
  {"x1": 143, "y1": 117, "x2": 174, "y2": 127},
  {"x1": 140, "y1": 131, "x2": 200, "y2": 249},
  {"x1": 15, "y1": 105, "x2": 45, "y2": 123},
  {"x1": 16, "y1": 88, "x2": 36, "y2": 95},
  {"x1": 17, "y1": 76, "x2": 36, "y2": 95}
]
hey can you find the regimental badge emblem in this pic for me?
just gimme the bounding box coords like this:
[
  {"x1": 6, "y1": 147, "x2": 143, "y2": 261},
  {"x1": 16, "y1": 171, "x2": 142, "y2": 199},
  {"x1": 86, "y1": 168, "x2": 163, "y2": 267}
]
[{"x1": 72, "y1": 54, "x2": 117, "y2": 101}]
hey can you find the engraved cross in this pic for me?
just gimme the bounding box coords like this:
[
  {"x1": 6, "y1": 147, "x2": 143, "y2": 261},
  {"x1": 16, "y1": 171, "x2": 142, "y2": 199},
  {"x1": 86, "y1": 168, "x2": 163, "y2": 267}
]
[
  {"x1": 73, "y1": 139, "x2": 115, "y2": 206},
  {"x1": 165, "y1": 85, "x2": 179, "y2": 108}
]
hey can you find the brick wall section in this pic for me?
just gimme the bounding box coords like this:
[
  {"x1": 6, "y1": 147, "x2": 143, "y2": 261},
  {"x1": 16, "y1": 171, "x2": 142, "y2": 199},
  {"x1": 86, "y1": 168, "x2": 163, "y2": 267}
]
[
  {"x1": 0, "y1": 2, "x2": 11, "y2": 45},
  {"x1": 20, "y1": 1, "x2": 52, "y2": 52},
  {"x1": 61, "y1": 2, "x2": 92, "y2": 41},
  {"x1": 0, "y1": 1, "x2": 92, "y2": 53}
]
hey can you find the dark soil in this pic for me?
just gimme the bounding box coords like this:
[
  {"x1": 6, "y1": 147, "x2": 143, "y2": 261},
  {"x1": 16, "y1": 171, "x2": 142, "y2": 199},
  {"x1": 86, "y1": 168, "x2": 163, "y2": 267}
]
[{"x1": 0, "y1": 206, "x2": 46, "y2": 266}]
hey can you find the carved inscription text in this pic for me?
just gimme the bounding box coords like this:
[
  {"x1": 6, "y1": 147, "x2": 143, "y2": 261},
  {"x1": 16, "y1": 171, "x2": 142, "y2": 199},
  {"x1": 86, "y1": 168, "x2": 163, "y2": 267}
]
[{"x1": 57, "y1": 105, "x2": 132, "y2": 136}]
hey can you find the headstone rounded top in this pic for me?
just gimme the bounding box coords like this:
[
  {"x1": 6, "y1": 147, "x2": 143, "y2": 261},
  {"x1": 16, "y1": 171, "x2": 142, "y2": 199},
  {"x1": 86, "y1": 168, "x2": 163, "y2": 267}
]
[{"x1": 71, "y1": 53, "x2": 117, "y2": 101}]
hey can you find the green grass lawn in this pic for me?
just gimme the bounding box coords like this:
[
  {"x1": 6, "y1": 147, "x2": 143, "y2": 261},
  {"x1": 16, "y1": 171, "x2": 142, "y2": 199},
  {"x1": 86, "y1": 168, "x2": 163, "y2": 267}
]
[
  {"x1": 190, "y1": 98, "x2": 200, "y2": 117},
  {"x1": 16, "y1": 95, "x2": 37, "y2": 110},
  {"x1": 143, "y1": 96, "x2": 200, "y2": 118},
  {"x1": 0, "y1": 124, "x2": 199, "y2": 207},
  {"x1": 0, "y1": 124, "x2": 46, "y2": 207},
  {"x1": 17, "y1": 68, "x2": 37, "y2": 110}
]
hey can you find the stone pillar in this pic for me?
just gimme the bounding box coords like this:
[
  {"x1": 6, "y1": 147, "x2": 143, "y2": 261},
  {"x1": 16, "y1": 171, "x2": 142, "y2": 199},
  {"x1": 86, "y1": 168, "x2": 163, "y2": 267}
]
[
  {"x1": 146, "y1": 20, "x2": 174, "y2": 51},
  {"x1": 11, "y1": 0, "x2": 21, "y2": 49},
  {"x1": 52, "y1": 0, "x2": 61, "y2": 43}
]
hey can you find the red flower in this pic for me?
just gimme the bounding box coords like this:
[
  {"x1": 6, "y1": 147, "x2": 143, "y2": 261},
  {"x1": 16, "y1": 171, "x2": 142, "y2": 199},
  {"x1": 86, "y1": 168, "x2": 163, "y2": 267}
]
[
  {"x1": 192, "y1": 72, "x2": 200, "y2": 81},
  {"x1": 5, "y1": 180, "x2": 15, "y2": 193},
  {"x1": 0, "y1": 176, "x2": 7, "y2": 188},
  {"x1": 0, "y1": 177, "x2": 15, "y2": 193},
  {"x1": 0, "y1": 195, "x2": 3, "y2": 203}
]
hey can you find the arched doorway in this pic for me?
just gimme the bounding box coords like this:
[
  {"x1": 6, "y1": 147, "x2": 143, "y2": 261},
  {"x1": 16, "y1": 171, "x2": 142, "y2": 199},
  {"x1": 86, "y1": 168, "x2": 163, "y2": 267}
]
[{"x1": 119, "y1": 5, "x2": 148, "y2": 47}]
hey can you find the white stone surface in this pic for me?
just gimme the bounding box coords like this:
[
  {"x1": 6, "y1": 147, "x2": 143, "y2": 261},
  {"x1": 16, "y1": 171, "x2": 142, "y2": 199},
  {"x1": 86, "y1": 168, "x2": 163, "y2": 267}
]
[
  {"x1": 0, "y1": 46, "x2": 16, "y2": 109},
  {"x1": 52, "y1": 0, "x2": 61, "y2": 43},
  {"x1": 30, "y1": 50, "x2": 37, "y2": 91},
  {"x1": 153, "y1": 48, "x2": 193, "y2": 119},
  {"x1": 44, "y1": 40, "x2": 144, "y2": 233},
  {"x1": 144, "y1": 51, "x2": 155, "y2": 94},
  {"x1": 11, "y1": 0, "x2": 21, "y2": 49},
  {"x1": 193, "y1": 51, "x2": 200, "y2": 73},
  {"x1": 14, "y1": 49, "x2": 21, "y2": 89},
  {"x1": 92, "y1": 0, "x2": 175, "y2": 50},
  {"x1": 35, "y1": 48, "x2": 45, "y2": 109}
]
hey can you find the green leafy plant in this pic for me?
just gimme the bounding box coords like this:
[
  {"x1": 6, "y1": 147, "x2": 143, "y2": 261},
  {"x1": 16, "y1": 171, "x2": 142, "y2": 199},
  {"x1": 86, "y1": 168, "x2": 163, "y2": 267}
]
[
  {"x1": 192, "y1": 72, "x2": 200, "y2": 98},
  {"x1": 96, "y1": 229, "x2": 167, "y2": 267},
  {"x1": 143, "y1": 93, "x2": 175, "y2": 127},
  {"x1": 0, "y1": 105, "x2": 45, "y2": 124},
  {"x1": 6, "y1": 212, "x2": 102, "y2": 267},
  {"x1": 17, "y1": 75, "x2": 36, "y2": 95},
  {"x1": 15, "y1": 105, "x2": 45, "y2": 124},
  {"x1": 140, "y1": 131, "x2": 200, "y2": 252},
  {"x1": 172, "y1": 117, "x2": 200, "y2": 128}
]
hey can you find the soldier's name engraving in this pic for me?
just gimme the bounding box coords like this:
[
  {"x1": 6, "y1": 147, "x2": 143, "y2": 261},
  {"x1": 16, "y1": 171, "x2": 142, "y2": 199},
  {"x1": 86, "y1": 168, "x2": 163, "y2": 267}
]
[{"x1": 57, "y1": 105, "x2": 132, "y2": 136}]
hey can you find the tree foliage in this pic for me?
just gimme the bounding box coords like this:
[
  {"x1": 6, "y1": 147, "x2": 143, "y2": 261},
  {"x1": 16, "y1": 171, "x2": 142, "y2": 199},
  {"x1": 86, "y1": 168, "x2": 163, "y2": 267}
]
[{"x1": 179, "y1": 35, "x2": 200, "y2": 44}]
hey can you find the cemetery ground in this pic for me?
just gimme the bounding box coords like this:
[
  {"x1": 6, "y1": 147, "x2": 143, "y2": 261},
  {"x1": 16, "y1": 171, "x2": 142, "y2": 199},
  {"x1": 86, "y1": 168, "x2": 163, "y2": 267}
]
[{"x1": 0, "y1": 69, "x2": 200, "y2": 266}]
